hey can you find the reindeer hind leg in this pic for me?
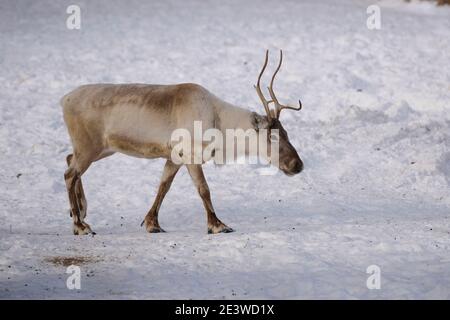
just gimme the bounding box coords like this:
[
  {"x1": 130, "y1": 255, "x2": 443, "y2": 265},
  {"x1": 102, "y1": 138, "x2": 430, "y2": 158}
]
[
  {"x1": 64, "y1": 153, "x2": 94, "y2": 235},
  {"x1": 66, "y1": 154, "x2": 87, "y2": 221}
]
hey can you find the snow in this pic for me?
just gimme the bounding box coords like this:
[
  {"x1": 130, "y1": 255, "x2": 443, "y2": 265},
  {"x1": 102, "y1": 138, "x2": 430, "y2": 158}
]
[{"x1": 1, "y1": 0, "x2": 449, "y2": 299}]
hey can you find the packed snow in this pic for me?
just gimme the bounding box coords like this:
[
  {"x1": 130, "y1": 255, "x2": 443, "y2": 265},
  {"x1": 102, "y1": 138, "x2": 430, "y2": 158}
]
[{"x1": 0, "y1": 0, "x2": 449, "y2": 299}]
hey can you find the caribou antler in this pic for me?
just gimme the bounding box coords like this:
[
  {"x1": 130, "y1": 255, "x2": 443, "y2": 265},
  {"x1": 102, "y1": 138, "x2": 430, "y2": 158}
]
[
  {"x1": 254, "y1": 50, "x2": 273, "y2": 121},
  {"x1": 254, "y1": 49, "x2": 302, "y2": 120},
  {"x1": 267, "y1": 50, "x2": 302, "y2": 119}
]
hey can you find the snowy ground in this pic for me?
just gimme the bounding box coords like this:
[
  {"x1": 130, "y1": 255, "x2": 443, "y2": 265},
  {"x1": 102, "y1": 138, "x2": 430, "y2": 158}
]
[{"x1": 1, "y1": 0, "x2": 449, "y2": 299}]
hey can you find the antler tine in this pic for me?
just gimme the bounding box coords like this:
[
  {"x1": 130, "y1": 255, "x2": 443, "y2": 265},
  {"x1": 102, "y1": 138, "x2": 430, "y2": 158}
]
[
  {"x1": 257, "y1": 50, "x2": 269, "y2": 91},
  {"x1": 253, "y1": 50, "x2": 273, "y2": 121},
  {"x1": 280, "y1": 100, "x2": 302, "y2": 111},
  {"x1": 267, "y1": 50, "x2": 302, "y2": 118},
  {"x1": 270, "y1": 49, "x2": 283, "y2": 96},
  {"x1": 267, "y1": 50, "x2": 283, "y2": 118}
]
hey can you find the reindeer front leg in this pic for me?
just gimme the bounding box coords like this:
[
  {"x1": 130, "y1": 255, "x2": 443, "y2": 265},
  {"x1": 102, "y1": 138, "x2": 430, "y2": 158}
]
[
  {"x1": 142, "y1": 160, "x2": 180, "y2": 233},
  {"x1": 186, "y1": 164, "x2": 234, "y2": 234}
]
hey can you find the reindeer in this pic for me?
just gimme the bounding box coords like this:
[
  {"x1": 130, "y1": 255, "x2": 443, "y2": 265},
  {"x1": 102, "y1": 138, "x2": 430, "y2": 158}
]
[{"x1": 62, "y1": 50, "x2": 303, "y2": 235}]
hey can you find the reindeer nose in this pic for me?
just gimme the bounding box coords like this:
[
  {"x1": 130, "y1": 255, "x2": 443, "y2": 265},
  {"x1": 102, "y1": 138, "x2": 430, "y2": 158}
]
[{"x1": 291, "y1": 159, "x2": 303, "y2": 174}]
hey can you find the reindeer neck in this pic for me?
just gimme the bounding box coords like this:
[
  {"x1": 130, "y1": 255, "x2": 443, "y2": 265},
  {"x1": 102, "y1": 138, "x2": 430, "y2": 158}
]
[{"x1": 213, "y1": 98, "x2": 254, "y2": 132}]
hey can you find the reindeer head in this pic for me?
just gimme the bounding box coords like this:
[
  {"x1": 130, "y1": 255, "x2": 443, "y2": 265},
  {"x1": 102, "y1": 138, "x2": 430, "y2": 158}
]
[{"x1": 253, "y1": 50, "x2": 303, "y2": 176}]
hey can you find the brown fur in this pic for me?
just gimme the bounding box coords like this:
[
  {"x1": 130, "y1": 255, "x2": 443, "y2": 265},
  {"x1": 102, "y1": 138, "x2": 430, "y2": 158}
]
[
  {"x1": 63, "y1": 83, "x2": 206, "y2": 114},
  {"x1": 107, "y1": 134, "x2": 170, "y2": 159}
]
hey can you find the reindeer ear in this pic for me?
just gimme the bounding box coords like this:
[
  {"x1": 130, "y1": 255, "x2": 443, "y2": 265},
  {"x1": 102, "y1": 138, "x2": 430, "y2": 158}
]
[{"x1": 251, "y1": 112, "x2": 269, "y2": 131}]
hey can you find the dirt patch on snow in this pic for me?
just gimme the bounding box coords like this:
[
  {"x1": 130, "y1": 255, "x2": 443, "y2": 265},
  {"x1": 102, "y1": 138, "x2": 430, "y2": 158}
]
[{"x1": 44, "y1": 256, "x2": 101, "y2": 267}]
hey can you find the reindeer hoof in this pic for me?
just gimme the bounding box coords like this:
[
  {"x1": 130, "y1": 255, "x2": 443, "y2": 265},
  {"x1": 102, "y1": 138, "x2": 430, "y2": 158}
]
[
  {"x1": 145, "y1": 223, "x2": 166, "y2": 233},
  {"x1": 208, "y1": 224, "x2": 234, "y2": 234},
  {"x1": 148, "y1": 227, "x2": 166, "y2": 233},
  {"x1": 73, "y1": 222, "x2": 95, "y2": 235}
]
